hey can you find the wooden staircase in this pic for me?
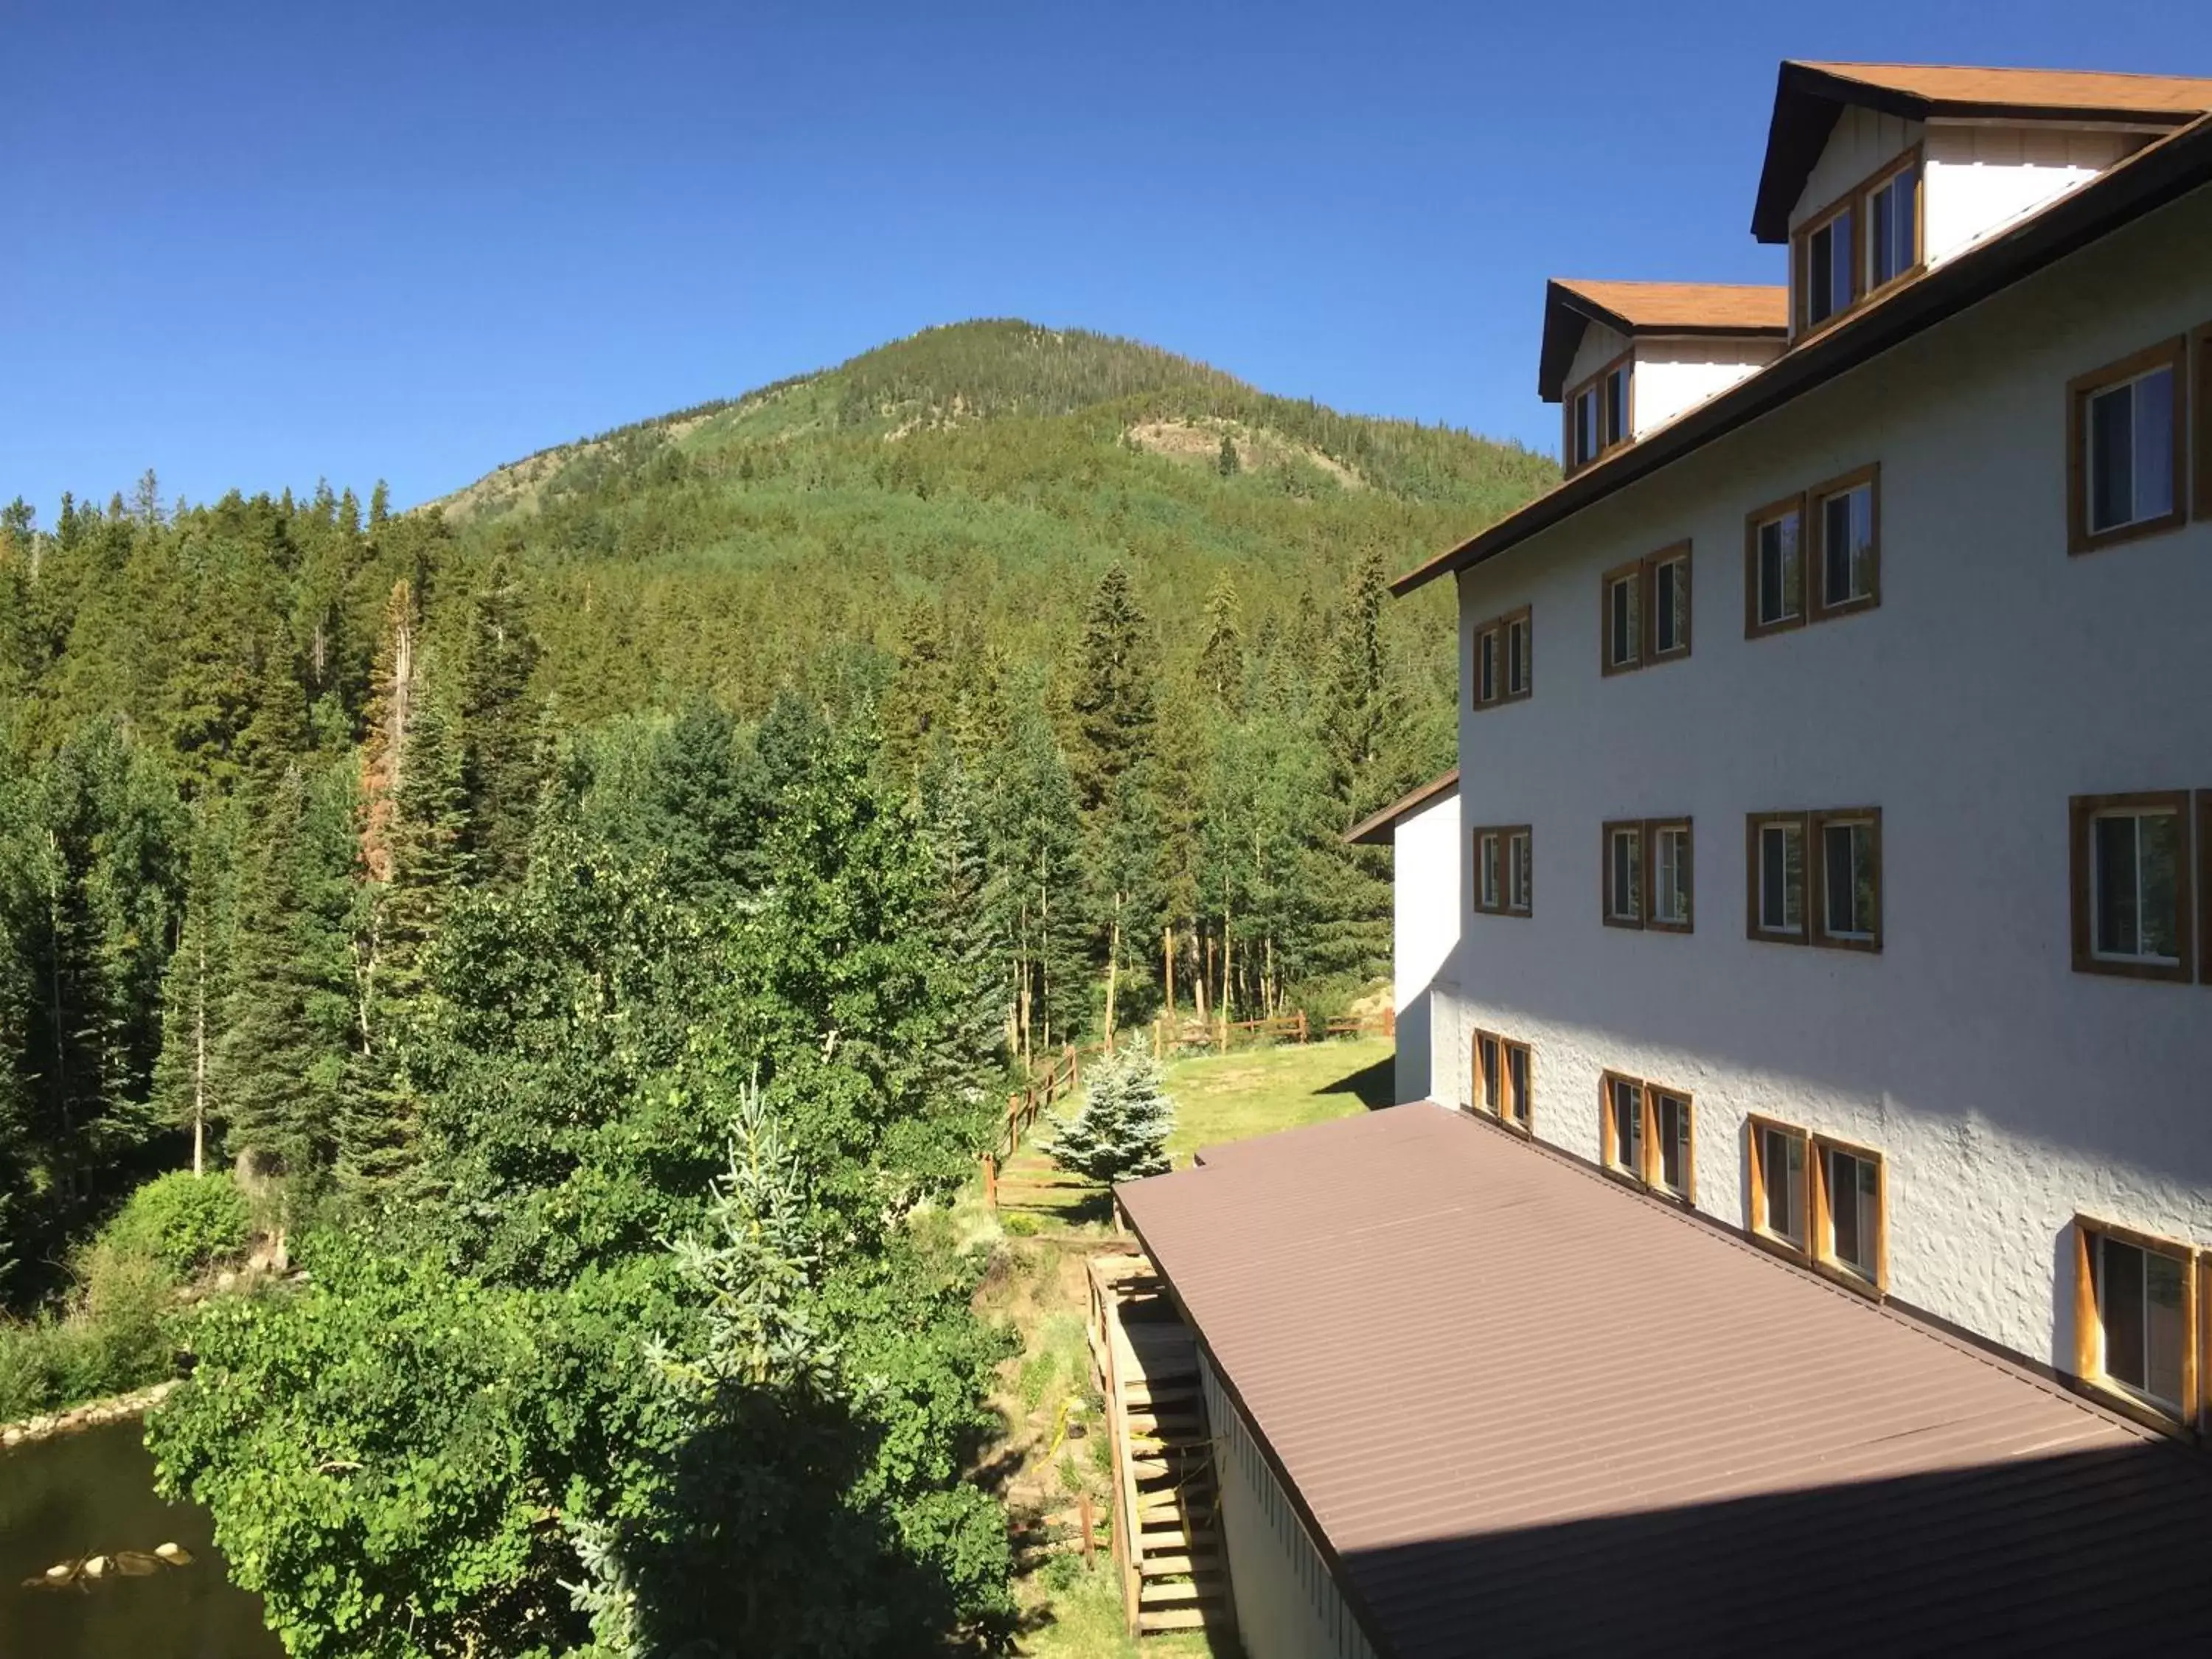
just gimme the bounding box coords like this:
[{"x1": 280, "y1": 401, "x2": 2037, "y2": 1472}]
[{"x1": 1088, "y1": 1252, "x2": 1236, "y2": 1640}]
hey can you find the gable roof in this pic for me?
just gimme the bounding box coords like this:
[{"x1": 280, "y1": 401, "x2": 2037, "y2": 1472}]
[
  {"x1": 1342, "y1": 768, "x2": 1458, "y2": 846},
  {"x1": 1397, "y1": 108, "x2": 2212, "y2": 597},
  {"x1": 1119, "y1": 1104, "x2": 2212, "y2": 1659},
  {"x1": 1538, "y1": 280, "x2": 1788, "y2": 401},
  {"x1": 1753, "y1": 59, "x2": 2212, "y2": 241}
]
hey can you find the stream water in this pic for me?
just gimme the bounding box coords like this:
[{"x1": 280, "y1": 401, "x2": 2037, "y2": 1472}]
[{"x1": 0, "y1": 1418, "x2": 279, "y2": 1658}]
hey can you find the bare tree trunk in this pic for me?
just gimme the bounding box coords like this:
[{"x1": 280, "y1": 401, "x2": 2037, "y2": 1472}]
[
  {"x1": 1197, "y1": 931, "x2": 1212, "y2": 1030},
  {"x1": 192, "y1": 929, "x2": 208, "y2": 1178},
  {"x1": 1104, "y1": 894, "x2": 1121, "y2": 1043},
  {"x1": 1162, "y1": 924, "x2": 1175, "y2": 1020},
  {"x1": 1220, "y1": 904, "x2": 1234, "y2": 1029}
]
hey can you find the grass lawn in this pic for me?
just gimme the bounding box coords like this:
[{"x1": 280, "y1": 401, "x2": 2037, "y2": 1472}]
[{"x1": 976, "y1": 1033, "x2": 1394, "y2": 1657}]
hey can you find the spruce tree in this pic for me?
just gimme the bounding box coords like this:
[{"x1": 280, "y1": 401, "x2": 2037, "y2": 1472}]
[
  {"x1": 986, "y1": 695, "x2": 1086, "y2": 1062},
  {"x1": 1040, "y1": 1048, "x2": 1173, "y2": 1183},
  {"x1": 1197, "y1": 575, "x2": 1245, "y2": 711},
  {"x1": 917, "y1": 746, "x2": 1006, "y2": 1099},
  {"x1": 1068, "y1": 563, "x2": 1155, "y2": 817},
  {"x1": 152, "y1": 799, "x2": 240, "y2": 1177},
  {"x1": 1216, "y1": 433, "x2": 1239, "y2": 477},
  {"x1": 457, "y1": 559, "x2": 543, "y2": 883}
]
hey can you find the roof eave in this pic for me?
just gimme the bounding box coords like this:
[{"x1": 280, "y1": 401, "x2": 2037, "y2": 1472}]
[{"x1": 1401, "y1": 113, "x2": 2212, "y2": 598}]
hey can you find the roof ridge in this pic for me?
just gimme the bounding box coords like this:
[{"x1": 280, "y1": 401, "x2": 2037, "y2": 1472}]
[{"x1": 1794, "y1": 58, "x2": 2212, "y2": 83}]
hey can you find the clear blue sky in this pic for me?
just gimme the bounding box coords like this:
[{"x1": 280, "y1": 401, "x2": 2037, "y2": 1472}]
[{"x1": 3, "y1": 0, "x2": 2202, "y2": 516}]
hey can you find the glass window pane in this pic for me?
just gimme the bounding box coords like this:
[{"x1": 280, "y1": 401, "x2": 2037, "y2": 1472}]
[
  {"x1": 1478, "y1": 633, "x2": 1495, "y2": 702},
  {"x1": 2146, "y1": 1250, "x2": 2187, "y2": 1408},
  {"x1": 1655, "y1": 1094, "x2": 1686, "y2": 1192},
  {"x1": 1823, "y1": 494, "x2": 1854, "y2": 606},
  {"x1": 2101, "y1": 1237, "x2": 2147, "y2": 1390},
  {"x1": 1829, "y1": 209, "x2": 1854, "y2": 310},
  {"x1": 2093, "y1": 815, "x2": 2141, "y2": 956},
  {"x1": 1870, "y1": 185, "x2": 1893, "y2": 285},
  {"x1": 1893, "y1": 170, "x2": 1917, "y2": 273},
  {"x1": 1759, "y1": 525, "x2": 1784, "y2": 622},
  {"x1": 1808, "y1": 223, "x2": 1834, "y2": 321},
  {"x1": 2141, "y1": 812, "x2": 2180, "y2": 959},
  {"x1": 1823, "y1": 821, "x2": 1871, "y2": 936},
  {"x1": 1607, "y1": 367, "x2": 1629, "y2": 447},
  {"x1": 1830, "y1": 1151, "x2": 1862, "y2": 1268},
  {"x1": 1761, "y1": 824, "x2": 1802, "y2": 932},
  {"x1": 1506, "y1": 1047, "x2": 1528, "y2": 1121},
  {"x1": 1654, "y1": 560, "x2": 1680, "y2": 652},
  {"x1": 1611, "y1": 1079, "x2": 1641, "y2": 1171},
  {"x1": 1480, "y1": 1037, "x2": 1500, "y2": 1111},
  {"x1": 1610, "y1": 578, "x2": 1636, "y2": 665},
  {"x1": 2135, "y1": 368, "x2": 2174, "y2": 522},
  {"x1": 2089, "y1": 384, "x2": 2134, "y2": 532},
  {"x1": 1508, "y1": 621, "x2": 1526, "y2": 693},
  {"x1": 1764, "y1": 1129, "x2": 1802, "y2": 1242}
]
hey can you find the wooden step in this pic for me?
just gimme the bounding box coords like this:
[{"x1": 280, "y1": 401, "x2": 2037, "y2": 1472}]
[
  {"x1": 1138, "y1": 1551, "x2": 1221, "y2": 1576},
  {"x1": 1138, "y1": 1607, "x2": 1214, "y2": 1632},
  {"x1": 1139, "y1": 1581, "x2": 1226, "y2": 1607}
]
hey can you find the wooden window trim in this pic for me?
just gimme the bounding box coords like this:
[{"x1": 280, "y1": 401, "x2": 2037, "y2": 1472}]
[
  {"x1": 1471, "y1": 825, "x2": 1531, "y2": 918},
  {"x1": 1562, "y1": 348, "x2": 1635, "y2": 478},
  {"x1": 1745, "y1": 811, "x2": 1810, "y2": 945},
  {"x1": 1646, "y1": 540, "x2": 1692, "y2": 663},
  {"x1": 1601, "y1": 819, "x2": 1644, "y2": 931},
  {"x1": 1745, "y1": 1114, "x2": 1811, "y2": 1262},
  {"x1": 1646, "y1": 816, "x2": 1694, "y2": 934},
  {"x1": 1599, "y1": 559, "x2": 1644, "y2": 676},
  {"x1": 1471, "y1": 1029, "x2": 1504, "y2": 1119},
  {"x1": 1807, "y1": 807, "x2": 1883, "y2": 953},
  {"x1": 1498, "y1": 1037, "x2": 1534, "y2": 1136},
  {"x1": 1646, "y1": 1085, "x2": 1696, "y2": 1204},
  {"x1": 1806, "y1": 462, "x2": 1882, "y2": 622},
  {"x1": 1809, "y1": 1130, "x2": 1888, "y2": 1297},
  {"x1": 2068, "y1": 790, "x2": 2194, "y2": 984},
  {"x1": 1473, "y1": 622, "x2": 1501, "y2": 710},
  {"x1": 1506, "y1": 826, "x2": 1533, "y2": 915},
  {"x1": 2067, "y1": 335, "x2": 2189, "y2": 556},
  {"x1": 2071, "y1": 1214, "x2": 2201, "y2": 1432},
  {"x1": 1792, "y1": 189, "x2": 1860, "y2": 341},
  {"x1": 1742, "y1": 493, "x2": 1808, "y2": 639},
  {"x1": 1858, "y1": 145, "x2": 1927, "y2": 304}
]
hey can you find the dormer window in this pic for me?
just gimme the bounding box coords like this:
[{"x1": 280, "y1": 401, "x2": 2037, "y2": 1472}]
[
  {"x1": 1564, "y1": 352, "x2": 1633, "y2": 474},
  {"x1": 1799, "y1": 202, "x2": 1855, "y2": 331},
  {"x1": 1865, "y1": 154, "x2": 1921, "y2": 293}
]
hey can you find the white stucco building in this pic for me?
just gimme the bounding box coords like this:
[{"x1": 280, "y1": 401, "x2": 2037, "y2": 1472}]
[
  {"x1": 1343, "y1": 769, "x2": 1458, "y2": 1105},
  {"x1": 1398, "y1": 58, "x2": 2212, "y2": 1432}
]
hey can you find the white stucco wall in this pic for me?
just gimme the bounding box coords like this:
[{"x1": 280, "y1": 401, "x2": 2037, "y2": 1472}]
[
  {"x1": 1390, "y1": 785, "x2": 1459, "y2": 1105},
  {"x1": 1630, "y1": 338, "x2": 1785, "y2": 437},
  {"x1": 1439, "y1": 181, "x2": 2212, "y2": 1378},
  {"x1": 1202, "y1": 1350, "x2": 1377, "y2": 1659}
]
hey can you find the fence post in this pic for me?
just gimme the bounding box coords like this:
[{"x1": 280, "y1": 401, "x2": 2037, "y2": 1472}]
[
  {"x1": 1007, "y1": 1092, "x2": 1022, "y2": 1156},
  {"x1": 1384, "y1": 1005, "x2": 1397, "y2": 1037},
  {"x1": 1079, "y1": 1490, "x2": 1096, "y2": 1563},
  {"x1": 1298, "y1": 1008, "x2": 1310, "y2": 1044},
  {"x1": 1152, "y1": 1015, "x2": 1163, "y2": 1061},
  {"x1": 1068, "y1": 1043, "x2": 1079, "y2": 1090},
  {"x1": 982, "y1": 1153, "x2": 997, "y2": 1208}
]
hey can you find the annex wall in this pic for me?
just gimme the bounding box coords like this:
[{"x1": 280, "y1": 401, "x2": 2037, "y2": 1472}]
[
  {"x1": 1391, "y1": 785, "x2": 1459, "y2": 1105},
  {"x1": 1438, "y1": 180, "x2": 2212, "y2": 1374}
]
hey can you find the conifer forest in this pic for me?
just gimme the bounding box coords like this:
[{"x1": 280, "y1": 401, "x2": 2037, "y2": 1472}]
[{"x1": 0, "y1": 321, "x2": 1551, "y2": 1655}]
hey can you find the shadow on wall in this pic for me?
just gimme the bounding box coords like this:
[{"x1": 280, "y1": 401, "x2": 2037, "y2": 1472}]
[{"x1": 1339, "y1": 1440, "x2": 2212, "y2": 1658}]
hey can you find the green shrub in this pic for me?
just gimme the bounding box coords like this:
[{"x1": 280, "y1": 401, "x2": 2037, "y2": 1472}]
[
  {"x1": 0, "y1": 1242, "x2": 183, "y2": 1422},
  {"x1": 1001, "y1": 1211, "x2": 1041, "y2": 1237},
  {"x1": 102, "y1": 1171, "x2": 251, "y2": 1279},
  {"x1": 0, "y1": 1320, "x2": 60, "y2": 1421}
]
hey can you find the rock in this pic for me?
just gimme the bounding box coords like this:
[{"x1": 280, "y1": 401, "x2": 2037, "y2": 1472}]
[
  {"x1": 114, "y1": 1551, "x2": 159, "y2": 1576},
  {"x1": 82, "y1": 1555, "x2": 110, "y2": 1579},
  {"x1": 44, "y1": 1562, "x2": 77, "y2": 1582},
  {"x1": 3, "y1": 1427, "x2": 21, "y2": 1447},
  {"x1": 153, "y1": 1542, "x2": 193, "y2": 1566},
  {"x1": 215, "y1": 1270, "x2": 237, "y2": 1292}
]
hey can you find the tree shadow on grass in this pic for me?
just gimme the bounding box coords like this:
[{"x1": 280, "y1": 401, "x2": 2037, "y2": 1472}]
[{"x1": 1318, "y1": 1055, "x2": 1396, "y2": 1111}]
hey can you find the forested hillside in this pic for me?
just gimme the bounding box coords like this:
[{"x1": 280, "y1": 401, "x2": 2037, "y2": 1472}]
[{"x1": 0, "y1": 319, "x2": 1550, "y2": 1654}]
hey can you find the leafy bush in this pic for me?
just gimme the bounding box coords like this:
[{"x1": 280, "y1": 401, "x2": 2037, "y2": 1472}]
[
  {"x1": 101, "y1": 1171, "x2": 251, "y2": 1279},
  {"x1": 1001, "y1": 1211, "x2": 1040, "y2": 1237},
  {"x1": 0, "y1": 1243, "x2": 180, "y2": 1421}
]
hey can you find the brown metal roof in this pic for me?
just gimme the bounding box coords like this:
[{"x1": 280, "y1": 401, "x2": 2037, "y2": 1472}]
[
  {"x1": 1396, "y1": 110, "x2": 2212, "y2": 597},
  {"x1": 1753, "y1": 60, "x2": 2212, "y2": 241},
  {"x1": 1539, "y1": 281, "x2": 1788, "y2": 401},
  {"x1": 1119, "y1": 1105, "x2": 2212, "y2": 1658},
  {"x1": 1342, "y1": 768, "x2": 1458, "y2": 847}
]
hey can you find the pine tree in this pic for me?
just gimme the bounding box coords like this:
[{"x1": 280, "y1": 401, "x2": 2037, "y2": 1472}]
[
  {"x1": 986, "y1": 695, "x2": 1086, "y2": 1062},
  {"x1": 917, "y1": 746, "x2": 1006, "y2": 1099},
  {"x1": 1040, "y1": 1048, "x2": 1173, "y2": 1183},
  {"x1": 641, "y1": 699, "x2": 769, "y2": 907},
  {"x1": 458, "y1": 560, "x2": 543, "y2": 883},
  {"x1": 1068, "y1": 563, "x2": 1155, "y2": 817},
  {"x1": 1215, "y1": 433, "x2": 1239, "y2": 477},
  {"x1": 1197, "y1": 575, "x2": 1245, "y2": 710},
  {"x1": 368, "y1": 480, "x2": 391, "y2": 529}
]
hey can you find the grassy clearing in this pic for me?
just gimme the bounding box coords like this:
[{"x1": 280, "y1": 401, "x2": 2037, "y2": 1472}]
[{"x1": 979, "y1": 1034, "x2": 1391, "y2": 1655}]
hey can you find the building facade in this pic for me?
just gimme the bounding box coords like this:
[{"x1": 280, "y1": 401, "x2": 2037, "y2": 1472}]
[
  {"x1": 1343, "y1": 770, "x2": 1459, "y2": 1105},
  {"x1": 1402, "y1": 63, "x2": 2212, "y2": 1433}
]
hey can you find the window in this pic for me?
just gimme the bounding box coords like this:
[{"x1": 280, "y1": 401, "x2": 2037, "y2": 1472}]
[
  {"x1": 2198, "y1": 324, "x2": 2212, "y2": 535},
  {"x1": 1600, "y1": 1073, "x2": 1694, "y2": 1202},
  {"x1": 1472, "y1": 826, "x2": 1531, "y2": 917},
  {"x1": 1811, "y1": 808, "x2": 1882, "y2": 950},
  {"x1": 1603, "y1": 821, "x2": 1643, "y2": 927},
  {"x1": 2068, "y1": 338, "x2": 2187, "y2": 553},
  {"x1": 1472, "y1": 608, "x2": 1531, "y2": 709},
  {"x1": 1506, "y1": 829, "x2": 1533, "y2": 914},
  {"x1": 2073, "y1": 1217, "x2": 2198, "y2": 1423},
  {"x1": 1563, "y1": 352, "x2": 1633, "y2": 476},
  {"x1": 1864, "y1": 153, "x2": 1920, "y2": 293},
  {"x1": 1602, "y1": 817, "x2": 1692, "y2": 933},
  {"x1": 1475, "y1": 1032, "x2": 1502, "y2": 1117},
  {"x1": 1797, "y1": 202, "x2": 1856, "y2": 333},
  {"x1": 1809, "y1": 465, "x2": 1879, "y2": 618},
  {"x1": 1743, "y1": 495, "x2": 1805, "y2": 637},
  {"x1": 1599, "y1": 542, "x2": 1691, "y2": 674},
  {"x1": 1503, "y1": 608, "x2": 1531, "y2": 700},
  {"x1": 1473, "y1": 1031, "x2": 1531, "y2": 1131},
  {"x1": 1748, "y1": 810, "x2": 1879, "y2": 950},
  {"x1": 1601, "y1": 560, "x2": 1641, "y2": 673},
  {"x1": 1812, "y1": 1134, "x2": 1885, "y2": 1292},
  {"x1": 1747, "y1": 1117, "x2": 1807, "y2": 1253},
  {"x1": 2070, "y1": 791, "x2": 2195, "y2": 984},
  {"x1": 1747, "y1": 813, "x2": 1806, "y2": 941},
  {"x1": 1650, "y1": 821, "x2": 1694, "y2": 932}
]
